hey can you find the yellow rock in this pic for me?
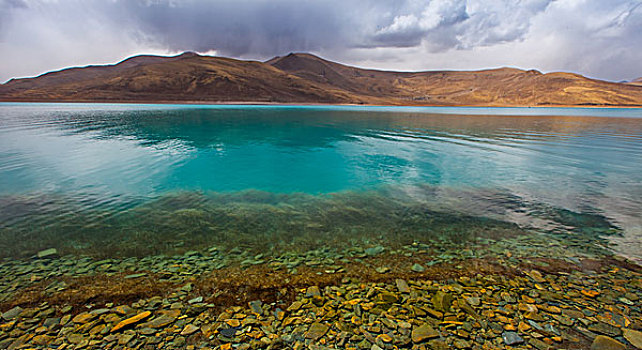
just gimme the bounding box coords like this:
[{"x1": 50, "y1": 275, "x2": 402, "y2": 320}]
[
  {"x1": 226, "y1": 319, "x2": 241, "y2": 327},
  {"x1": 72, "y1": 312, "x2": 95, "y2": 324},
  {"x1": 111, "y1": 311, "x2": 151, "y2": 332},
  {"x1": 518, "y1": 322, "x2": 531, "y2": 333},
  {"x1": 521, "y1": 295, "x2": 536, "y2": 303},
  {"x1": 581, "y1": 290, "x2": 600, "y2": 298}
]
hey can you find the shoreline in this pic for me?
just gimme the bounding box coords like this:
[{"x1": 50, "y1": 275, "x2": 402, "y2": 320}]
[{"x1": 2, "y1": 99, "x2": 642, "y2": 109}]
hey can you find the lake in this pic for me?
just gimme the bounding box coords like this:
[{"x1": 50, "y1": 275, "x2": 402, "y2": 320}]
[{"x1": 0, "y1": 103, "x2": 641, "y2": 262}]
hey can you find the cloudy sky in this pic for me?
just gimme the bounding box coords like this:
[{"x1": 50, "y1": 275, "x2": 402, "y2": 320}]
[{"x1": 1, "y1": 0, "x2": 641, "y2": 83}]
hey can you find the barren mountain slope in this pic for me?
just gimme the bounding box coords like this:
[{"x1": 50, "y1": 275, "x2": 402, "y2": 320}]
[{"x1": 2, "y1": 52, "x2": 641, "y2": 106}]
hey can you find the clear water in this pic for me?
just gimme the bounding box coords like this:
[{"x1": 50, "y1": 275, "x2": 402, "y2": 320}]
[{"x1": 1, "y1": 103, "x2": 641, "y2": 260}]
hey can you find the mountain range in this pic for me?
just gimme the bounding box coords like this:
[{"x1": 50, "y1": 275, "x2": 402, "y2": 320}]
[{"x1": 1, "y1": 52, "x2": 641, "y2": 107}]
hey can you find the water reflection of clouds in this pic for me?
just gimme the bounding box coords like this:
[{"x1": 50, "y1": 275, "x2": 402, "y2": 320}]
[{"x1": 0, "y1": 125, "x2": 194, "y2": 195}]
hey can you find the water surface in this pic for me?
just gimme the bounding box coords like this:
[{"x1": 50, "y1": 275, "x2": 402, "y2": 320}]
[{"x1": 1, "y1": 103, "x2": 641, "y2": 260}]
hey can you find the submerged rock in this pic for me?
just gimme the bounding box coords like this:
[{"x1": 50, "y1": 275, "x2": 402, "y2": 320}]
[
  {"x1": 306, "y1": 322, "x2": 329, "y2": 340},
  {"x1": 111, "y1": 311, "x2": 151, "y2": 332},
  {"x1": 502, "y1": 331, "x2": 524, "y2": 345},
  {"x1": 591, "y1": 335, "x2": 626, "y2": 350},
  {"x1": 412, "y1": 324, "x2": 439, "y2": 343},
  {"x1": 36, "y1": 248, "x2": 58, "y2": 259},
  {"x1": 623, "y1": 328, "x2": 642, "y2": 349},
  {"x1": 365, "y1": 246, "x2": 385, "y2": 257},
  {"x1": 1, "y1": 306, "x2": 23, "y2": 320}
]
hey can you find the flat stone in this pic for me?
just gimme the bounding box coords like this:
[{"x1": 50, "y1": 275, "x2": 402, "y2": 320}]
[
  {"x1": 37, "y1": 248, "x2": 58, "y2": 258},
  {"x1": 43, "y1": 317, "x2": 60, "y2": 328},
  {"x1": 502, "y1": 331, "x2": 524, "y2": 345},
  {"x1": 219, "y1": 327, "x2": 239, "y2": 338},
  {"x1": 31, "y1": 334, "x2": 54, "y2": 345},
  {"x1": 432, "y1": 291, "x2": 453, "y2": 313},
  {"x1": 188, "y1": 296, "x2": 203, "y2": 304},
  {"x1": 112, "y1": 305, "x2": 135, "y2": 315},
  {"x1": 67, "y1": 333, "x2": 86, "y2": 344},
  {"x1": 90, "y1": 308, "x2": 111, "y2": 315},
  {"x1": 591, "y1": 335, "x2": 626, "y2": 350},
  {"x1": 411, "y1": 263, "x2": 425, "y2": 272},
  {"x1": 72, "y1": 312, "x2": 95, "y2": 324},
  {"x1": 306, "y1": 322, "x2": 329, "y2": 340},
  {"x1": 306, "y1": 286, "x2": 321, "y2": 297},
  {"x1": 378, "y1": 291, "x2": 399, "y2": 304},
  {"x1": 1, "y1": 306, "x2": 23, "y2": 320},
  {"x1": 365, "y1": 246, "x2": 385, "y2": 256},
  {"x1": 465, "y1": 296, "x2": 480, "y2": 307},
  {"x1": 287, "y1": 301, "x2": 304, "y2": 311},
  {"x1": 249, "y1": 300, "x2": 263, "y2": 314},
  {"x1": 623, "y1": 328, "x2": 642, "y2": 349},
  {"x1": 412, "y1": 324, "x2": 439, "y2": 343},
  {"x1": 180, "y1": 324, "x2": 199, "y2": 336},
  {"x1": 527, "y1": 270, "x2": 546, "y2": 283},
  {"x1": 396, "y1": 279, "x2": 410, "y2": 293},
  {"x1": 139, "y1": 314, "x2": 177, "y2": 329},
  {"x1": 589, "y1": 322, "x2": 622, "y2": 337},
  {"x1": 111, "y1": 311, "x2": 151, "y2": 332},
  {"x1": 529, "y1": 338, "x2": 551, "y2": 350},
  {"x1": 118, "y1": 332, "x2": 135, "y2": 345}
]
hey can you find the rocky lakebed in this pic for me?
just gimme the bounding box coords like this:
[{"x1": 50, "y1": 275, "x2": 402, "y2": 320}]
[{"x1": 1, "y1": 230, "x2": 641, "y2": 350}]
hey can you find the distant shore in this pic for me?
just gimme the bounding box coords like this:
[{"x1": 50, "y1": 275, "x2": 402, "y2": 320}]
[{"x1": 2, "y1": 99, "x2": 642, "y2": 109}]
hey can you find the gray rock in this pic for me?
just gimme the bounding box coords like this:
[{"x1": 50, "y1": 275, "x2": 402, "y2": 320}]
[
  {"x1": 411, "y1": 263, "x2": 425, "y2": 272},
  {"x1": 249, "y1": 300, "x2": 263, "y2": 314},
  {"x1": 365, "y1": 246, "x2": 385, "y2": 257},
  {"x1": 502, "y1": 331, "x2": 524, "y2": 345},
  {"x1": 396, "y1": 279, "x2": 410, "y2": 293},
  {"x1": 188, "y1": 296, "x2": 203, "y2": 304},
  {"x1": 2, "y1": 306, "x2": 23, "y2": 320}
]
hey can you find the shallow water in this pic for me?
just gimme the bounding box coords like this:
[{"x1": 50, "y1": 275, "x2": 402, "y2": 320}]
[{"x1": 0, "y1": 103, "x2": 641, "y2": 260}]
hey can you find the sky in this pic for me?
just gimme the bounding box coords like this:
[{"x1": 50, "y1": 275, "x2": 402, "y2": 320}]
[{"x1": 1, "y1": 0, "x2": 641, "y2": 83}]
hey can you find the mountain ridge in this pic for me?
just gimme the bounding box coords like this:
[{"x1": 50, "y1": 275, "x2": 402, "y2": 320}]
[{"x1": 1, "y1": 52, "x2": 641, "y2": 107}]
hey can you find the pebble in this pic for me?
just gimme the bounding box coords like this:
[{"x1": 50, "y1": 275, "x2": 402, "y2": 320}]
[
  {"x1": 306, "y1": 322, "x2": 329, "y2": 340},
  {"x1": 623, "y1": 328, "x2": 642, "y2": 349},
  {"x1": 395, "y1": 279, "x2": 410, "y2": 293},
  {"x1": 249, "y1": 300, "x2": 263, "y2": 314},
  {"x1": 305, "y1": 286, "x2": 321, "y2": 297},
  {"x1": 188, "y1": 296, "x2": 203, "y2": 304},
  {"x1": 180, "y1": 324, "x2": 199, "y2": 336},
  {"x1": 365, "y1": 246, "x2": 385, "y2": 256},
  {"x1": 36, "y1": 248, "x2": 58, "y2": 258},
  {"x1": 502, "y1": 331, "x2": 524, "y2": 345},
  {"x1": 1, "y1": 306, "x2": 23, "y2": 320},
  {"x1": 591, "y1": 335, "x2": 626, "y2": 350},
  {"x1": 412, "y1": 324, "x2": 439, "y2": 343},
  {"x1": 411, "y1": 263, "x2": 425, "y2": 272}
]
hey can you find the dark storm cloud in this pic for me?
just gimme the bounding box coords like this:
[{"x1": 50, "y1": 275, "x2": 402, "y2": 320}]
[
  {"x1": 120, "y1": 0, "x2": 362, "y2": 57},
  {"x1": 1, "y1": 0, "x2": 641, "y2": 82},
  {"x1": 112, "y1": 0, "x2": 554, "y2": 55}
]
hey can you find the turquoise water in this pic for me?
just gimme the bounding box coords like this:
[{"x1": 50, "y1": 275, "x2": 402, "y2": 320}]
[{"x1": 1, "y1": 103, "x2": 641, "y2": 259}]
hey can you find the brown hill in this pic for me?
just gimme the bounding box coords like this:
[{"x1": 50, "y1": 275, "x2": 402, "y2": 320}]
[{"x1": 1, "y1": 52, "x2": 641, "y2": 106}]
